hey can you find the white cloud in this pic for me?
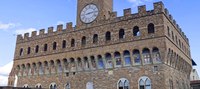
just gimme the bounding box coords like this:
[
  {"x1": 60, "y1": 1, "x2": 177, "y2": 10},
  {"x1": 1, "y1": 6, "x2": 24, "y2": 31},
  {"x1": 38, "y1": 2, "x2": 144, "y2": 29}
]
[
  {"x1": 15, "y1": 28, "x2": 37, "y2": 35},
  {"x1": 0, "y1": 22, "x2": 20, "y2": 30},
  {"x1": 127, "y1": 0, "x2": 154, "y2": 7},
  {"x1": 0, "y1": 61, "x2": 13, "y2": 86}
]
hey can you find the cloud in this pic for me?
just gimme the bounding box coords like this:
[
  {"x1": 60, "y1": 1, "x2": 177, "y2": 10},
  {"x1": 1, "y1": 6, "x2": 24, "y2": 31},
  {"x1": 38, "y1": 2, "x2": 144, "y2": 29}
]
[
  {"x1": 15, "y1": 28, "x2": 37, "y2": 35},
  {"x1": 0, "y1": 61, "x2": 13, "y2": 86},
  {"x1": 0, "y1": 22, "x2": 20, "y2": 31},
  {"x1": 127, "y1": 0, "x2": 154, "y2": 7}
]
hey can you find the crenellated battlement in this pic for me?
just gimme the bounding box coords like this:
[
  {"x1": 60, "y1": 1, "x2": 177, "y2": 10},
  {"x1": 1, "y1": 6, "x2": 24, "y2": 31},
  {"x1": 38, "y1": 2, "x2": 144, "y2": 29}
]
[
  {"x1": 16, "y1": 22, "x2": 75, "y2": 43},
  {"x1": 16, "y1": 1, "x2": 189, "y2": 44}
]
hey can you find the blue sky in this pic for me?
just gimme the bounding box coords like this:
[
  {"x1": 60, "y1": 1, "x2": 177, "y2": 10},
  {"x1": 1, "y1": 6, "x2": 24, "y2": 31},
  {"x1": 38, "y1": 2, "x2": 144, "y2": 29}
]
[{"x1": 0, "y1": 0, "x2": 200, "y2": 86}]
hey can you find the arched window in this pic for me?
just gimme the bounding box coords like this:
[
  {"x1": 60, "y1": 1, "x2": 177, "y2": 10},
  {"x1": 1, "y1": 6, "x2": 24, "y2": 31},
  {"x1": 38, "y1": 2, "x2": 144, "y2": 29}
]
[
  {"x1": 97, "y1": 55, "x2": 104, "y2": 69},
  {"x1": 56, "y1": 60, "x2": 62, "y2": 73},
  {"x1": 70, "y1": 58, "x2": 76, "y2": 71},
  {"x1": 118, "y1": 78, "x2": 130, "y2": 89},
  {"x1": 62, "y1": 40, "x2": 66, "y2": 48},
  {"x1": 32, "y1": 63, "x2": 37, "y2": 75},
  {"x1": 77, "y1": 58, "x2": 82, "y2": 70},
  {"x1": 139, "y1": 76, "x2": 151, "y2": 89},
  {"x1": 119, "y1": 29, "x2": 125, "y2": 39},
  {"x1": 105, "y1": 53, "x2": 113, "y2": 68},
  {"x1": 84, "y1": 57, "x2": 90, "y2": 70},
  {"x1": 152, "y1": 47, "x2": 161, "y2": 63},
  {"x1": 148, "y1": 23, "x2": 155, "y2": 34},
  {"x1": 82, "y1": 36, "x2": 86, "y2": 46},
  {"x1": 63, "y1": 59, "x2": 69, "y2": 71},
  {"x1": 167, "y1": 49, "x2": 171, "y2": 65},
  {"x1": 142, "y1": 48, "x2": 152, "y2": 64},
  {"x1": 50, "y1": 60, "x2": 55, "y2": 73},
  {"x1": 53, "y1": 42, "x2": 57, "y2": 50},
  {"x1": 169, "y1": 79, "x2": 173, "y2": 89},
  {"x1": 35, "y1": 83, "x2": 42, "y2": 89},
  {"x1": 124, "y1": 50, "x2": 131, "y2": 66},
  {"x1": 49, "y1": 83, "x2": 57, "y2": 89},
  {"x1": 23, "y1": 84, "x2": 29, "y2": 88},
  {"x1": 44, "y1": 61, "x2": 49, "y2": 74},
  {"x1": 133, "y1": 26, "x2": 140, "y2": 36},
  {"x1": 38, "y1": 62, "x2": 43, "y2": 75},
  {"x1": 90, "y1": 56, "x2": 96, "y2": 69},
  {"x1": 26, "y1": 63, "x2": 31, "y2": 75},
  {"x1": 86, "y1": 82, "x2": 94, "y2": 89},
  {"x1": 114, "y1": 52, "x2": 122, "y2": 67},
  {"x1": 167, "y1": 26, "x2": 171, "y2": 36},
  {"x1": 71, "y1": 39, "x2": 75, "y2": 47},
  {"x1": 93, "y1": 34, "x2": 98, "y2": 44},
  {"x1": 27, "y1": 47, "x2": 31, "y2": 54},
  {"x1": 35, "y1": 45, "x2": 39, "y2": 53},
  {"x1": 19, "y1": 48, "x2": 23, "y2": 56},
  {"x1": 65, "y1": 83, "x2": 70, "y2": 89},
  {"x1": 44, "y1": 44, "x2": 48, "y2": 51},
  {"x1": 105, "y1": 31, "x2": 111, "y2": 41},
  {"x1": 172, "y1": 31, "x2": 174, "y2": 41},
  {"x1": 21, "y1": 64, "x2": 26, "y2": 76},
  {"x1": 17, "y1": 65, "x2": 21, "y2": 76},
  {"x1": 133, "y1": 49, "x2": 141, "y2": 65}
]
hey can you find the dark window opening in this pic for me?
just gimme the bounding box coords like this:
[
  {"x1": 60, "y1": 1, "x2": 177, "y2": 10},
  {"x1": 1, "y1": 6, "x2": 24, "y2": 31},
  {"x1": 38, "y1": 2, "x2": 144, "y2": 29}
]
[
  {"x1": 93, "y1": 34, "x2": 98, "y2": 44},
  {"x1": 81, "y1": 36, "x2": 86, "y2": 46},
  {"x1": 44, "y1": 44, "x2": 48, "y2": 51},
  {"x1": 53, "y1": 42, "x2": 57, "y2": 50},
  {"x1": 71, "y1": 39, "x2": 75, "y2": 47},
  {"x1": 119, "y1": 29, "x2": 125, "y2": 39},
  {"x1": 62, "y1": 40, "x2": 66, "y2": 48},
  {"x1": 148, "y1": 23, "x2": 155, "y2": 34},
  {"x1": 20, "y1": 48, "x2": 23, "y2": 56},
  {"x1": 105, "y1": 31, "x2": 111, "y2": 41},
  {"x1": 133, "y1": 26, "x2": 140, "y2": 36},
  {"x1": 35, "y1": 45, "x2": 39, "y2": 53},
  {"x1": 27, "y1": 47, "x2": 31, "y2": 54}
]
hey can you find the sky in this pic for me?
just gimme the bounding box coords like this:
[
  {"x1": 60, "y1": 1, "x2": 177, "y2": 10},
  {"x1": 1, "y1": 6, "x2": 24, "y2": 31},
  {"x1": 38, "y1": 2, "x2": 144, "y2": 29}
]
[{"x1": 0, "y1": 0, "x2": 200, "y2": 86}]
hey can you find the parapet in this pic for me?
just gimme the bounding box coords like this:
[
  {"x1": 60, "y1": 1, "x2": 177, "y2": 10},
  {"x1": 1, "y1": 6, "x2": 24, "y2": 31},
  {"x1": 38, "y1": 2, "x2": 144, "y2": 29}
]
[
  {"x1": 16, "y1": 22, "x2": 76, "y2": 43},
  {"x1": 16, "y1": 1, "x2": 189, "y2": 44}
]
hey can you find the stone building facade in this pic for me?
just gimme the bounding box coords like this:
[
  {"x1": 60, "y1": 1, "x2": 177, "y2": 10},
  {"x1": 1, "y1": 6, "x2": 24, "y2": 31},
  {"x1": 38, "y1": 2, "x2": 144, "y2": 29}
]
[{"x1": 8, "y1": 0, "x2": 192, "y2": 89}]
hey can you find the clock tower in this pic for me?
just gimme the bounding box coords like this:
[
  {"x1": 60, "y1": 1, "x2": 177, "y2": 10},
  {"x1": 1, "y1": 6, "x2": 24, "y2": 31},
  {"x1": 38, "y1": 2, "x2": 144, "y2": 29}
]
[{"x1": 76, "y1": 0, "x2": 113, "y2": 29}]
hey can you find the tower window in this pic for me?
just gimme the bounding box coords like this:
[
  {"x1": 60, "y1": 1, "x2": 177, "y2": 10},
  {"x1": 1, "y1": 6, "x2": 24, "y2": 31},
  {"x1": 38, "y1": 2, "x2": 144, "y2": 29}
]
[
  {"x1": 133, "y1": 26, "x2": 140, "y2": 36},
  {"x1": 27, "y1": 47, "x2": 31, "y2": 54},
  {"x1": 139, "y1": 76, "x2": 151, "y2": 89},
  {"x1": 62, "y1": 40, "x2": 66, "y2": 48},
  {"x1": 133, "y1": 49, "x2": 141, "y2": 65},
  {"x1": 19, "y1": 48, "x2": 23, "y2": 56},
  {"x1": 118, "y1": 78, "x2": 130, "y2": 89},
  {"x1": 44, "y1": 44, "x2": 48, "y2": 51},
  {"x1": 82, "y1": 36, "x2": 86, "y2": 46},
  {"x1": 124, "y1": 50, "x2": 131, "y2": 66},
  {"x1": 93, "y1": 34, "x2": 98, "y2": 44},
  {"x1": 119, "y1": 29, "x2": 125, "y2": 39},
  {"x1": 35, "y1": 45, "x2": 39, "y2": 53},
  {"x1": 105, "y1": 31, "x2": 111, "y2": 41},
  {"x1": 71, "y1": 39, "x2": 75, "y2": 47},
  {"x1": 142, "y1": 48, "x2": 152, "y2": 64},
  {"x1": 53, "y1": 42, "x2": 57, "y2": 50},
  {"x1": 148, "y1": 23, "x2": 155, "y2": 34}
]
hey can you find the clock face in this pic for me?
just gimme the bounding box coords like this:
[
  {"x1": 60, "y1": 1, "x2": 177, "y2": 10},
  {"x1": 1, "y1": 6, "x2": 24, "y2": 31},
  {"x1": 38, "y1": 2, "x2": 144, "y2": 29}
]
[{"x1": 80, "y1": 4, "x2": 99, "y2": 23}]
